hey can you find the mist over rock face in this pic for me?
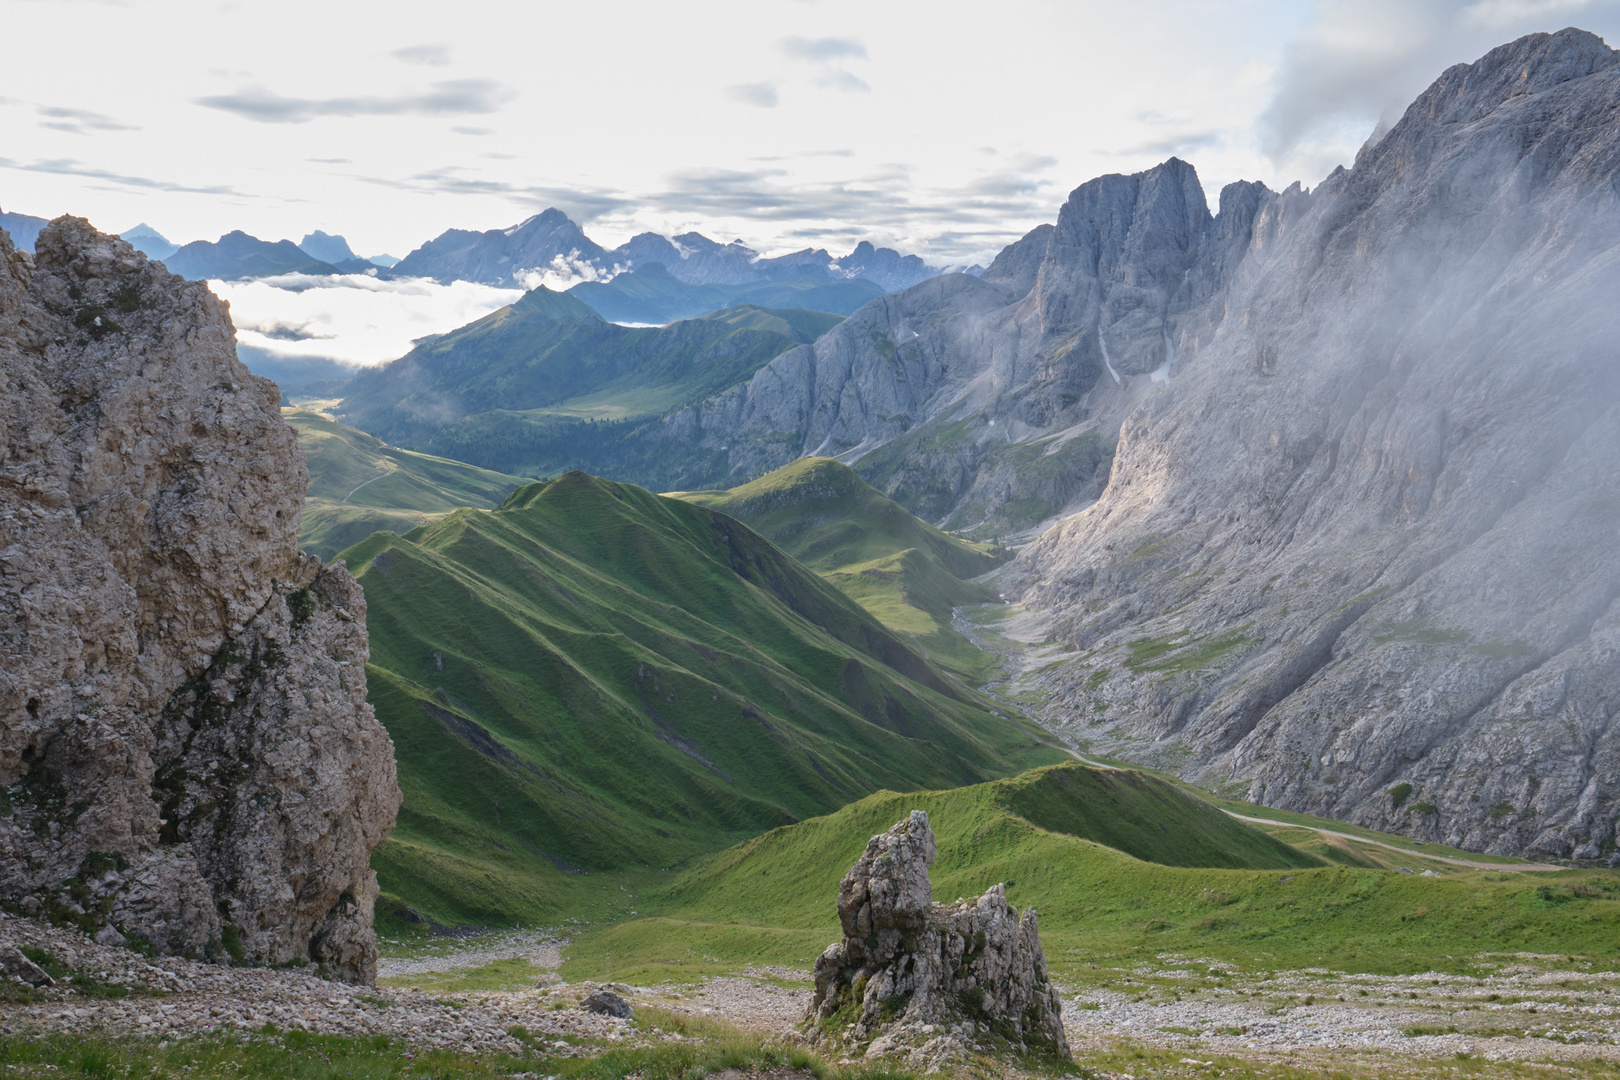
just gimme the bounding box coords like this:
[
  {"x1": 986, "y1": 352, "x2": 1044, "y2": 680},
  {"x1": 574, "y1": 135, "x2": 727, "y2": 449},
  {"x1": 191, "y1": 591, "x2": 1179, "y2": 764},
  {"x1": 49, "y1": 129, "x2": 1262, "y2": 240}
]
[
  {"x1": 640, "y1": 158, "x2": 1268, "y2": 532},
  {"x1": 1006, "y1": 29, "x2": 1620, "y2": 860},
  {"x1": 0, "y1": 218, "x2": 399, "y2": 979},
  {"x1": 806, "y1": 811, "x2": 1067, "y2": 1066}
]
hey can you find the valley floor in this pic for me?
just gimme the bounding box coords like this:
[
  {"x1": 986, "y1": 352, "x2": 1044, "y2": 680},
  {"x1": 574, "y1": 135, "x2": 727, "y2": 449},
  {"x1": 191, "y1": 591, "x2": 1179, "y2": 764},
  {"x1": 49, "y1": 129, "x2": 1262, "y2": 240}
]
[{"x1": 9, "y1": 904, "x2": 1620, "y2": 1080}]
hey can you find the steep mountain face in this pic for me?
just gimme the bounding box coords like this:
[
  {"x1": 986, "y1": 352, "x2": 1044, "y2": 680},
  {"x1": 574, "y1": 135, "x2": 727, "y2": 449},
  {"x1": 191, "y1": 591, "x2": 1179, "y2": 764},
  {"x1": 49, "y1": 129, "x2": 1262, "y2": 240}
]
[
  {"x1": 635, "y1": 162, "x2": 1272, "y2": 534},
  {"x1": 1005, "y1": 29, "x2": 1620, "y2": 861},
  {"x1": 388, "y1": 208, "x2": 612, "y2": 286},
  {"x1": 0, "y1": 218, "x2": 399, "y2": 979}
]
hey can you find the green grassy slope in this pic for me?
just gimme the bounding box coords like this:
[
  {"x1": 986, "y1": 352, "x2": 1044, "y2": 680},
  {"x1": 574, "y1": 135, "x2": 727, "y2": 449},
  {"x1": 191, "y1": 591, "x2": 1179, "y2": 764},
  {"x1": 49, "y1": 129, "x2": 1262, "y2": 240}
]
[
  {"x1": 673, "y1": 458, "x2": 1008, "y2": 682},
  {"x1": 337, "y1": 291, "x2": 839, "y2": 464},
  {"x1": 344, "y1": 472, "x2": 1064, "y2": 929},
  {"x1": 562, "y1": 763, "x2": 1620, "y2": 984},
  {"x1": 284, "y1": 409, "x2": 534, "y2": 558},
  {"x1": 568, "y1": 264, "x2": 886, "y2": 324}
]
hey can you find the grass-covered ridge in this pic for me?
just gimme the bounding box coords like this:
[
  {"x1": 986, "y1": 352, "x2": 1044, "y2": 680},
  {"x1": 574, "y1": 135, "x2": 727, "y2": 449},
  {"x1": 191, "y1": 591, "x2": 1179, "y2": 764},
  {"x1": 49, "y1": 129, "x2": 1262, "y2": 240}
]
[
  {"x1": 336, "y1": 290, "x2": 839, "y2": 482},
  {"x1": 345, "y1": 471, "x2": 1063, "y2": 930},
  {"x1": 284, "y1": 408, "x2": 535, "y2": 558},
  {"x1": 559, "y1": 762, "x2": 1620, "y2": 985},
  {"x1": 673, "y1": 458, "x2": 1006, "y2": 682},
  {"x1": 568, "y1": 262, "x2": 886, "y2": 324}
]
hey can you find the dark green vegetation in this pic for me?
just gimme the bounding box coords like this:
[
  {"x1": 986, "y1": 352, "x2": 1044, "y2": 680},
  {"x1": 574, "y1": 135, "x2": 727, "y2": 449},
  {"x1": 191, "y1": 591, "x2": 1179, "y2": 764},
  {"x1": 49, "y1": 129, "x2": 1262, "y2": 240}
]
[
  {"x1": 557, "y1": 762, "x2": 1620, "y2": 986},
  {"x1": 674, "y1": 458, "x2": 1007, "y2": 682},
  {"x1": 284, "y1": 409, "x2": 534, "y2": 559},
  {"x1": 337, "y1": 289, "x2": 838, "y2": 486},
  {"x1": 568, "y1": 263, "x2": 886, "y2": 324},
  {"x1": 345, "y1": 472, "x2": 1062, "y2": 931}
]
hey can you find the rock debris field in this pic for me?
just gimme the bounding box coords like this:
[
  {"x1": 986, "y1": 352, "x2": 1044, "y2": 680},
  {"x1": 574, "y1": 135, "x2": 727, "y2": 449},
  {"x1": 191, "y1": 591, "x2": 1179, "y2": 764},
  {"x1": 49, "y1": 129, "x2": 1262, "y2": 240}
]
[{"x1": 4, "y1": 910, "x2": 1620, "y2": 1070}]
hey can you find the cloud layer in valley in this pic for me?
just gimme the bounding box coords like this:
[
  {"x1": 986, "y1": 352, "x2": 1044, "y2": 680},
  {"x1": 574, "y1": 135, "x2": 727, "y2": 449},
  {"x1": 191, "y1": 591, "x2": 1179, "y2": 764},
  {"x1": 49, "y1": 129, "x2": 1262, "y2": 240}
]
[{"x1": 214, "y1": 274, "x2": 524, "y2": 368}]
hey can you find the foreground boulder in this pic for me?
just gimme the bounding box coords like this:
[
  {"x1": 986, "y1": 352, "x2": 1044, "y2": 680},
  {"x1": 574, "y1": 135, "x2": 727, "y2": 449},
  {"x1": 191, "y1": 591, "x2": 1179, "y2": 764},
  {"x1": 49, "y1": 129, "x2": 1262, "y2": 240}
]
[
  {"x1": 805, "y1": 811, "x2": 1067, "y2": 1065},
  {"x1": 0, "y1": 218, "x2": 399, "y2": 981}
]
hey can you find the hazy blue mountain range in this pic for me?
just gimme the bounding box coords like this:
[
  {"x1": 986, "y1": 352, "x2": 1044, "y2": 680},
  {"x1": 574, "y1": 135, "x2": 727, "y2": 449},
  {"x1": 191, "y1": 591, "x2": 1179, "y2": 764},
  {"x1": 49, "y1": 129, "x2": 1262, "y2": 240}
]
[
  {"x1": 0, "y1": 208, "x2": 48, "y2": 252},
  {"x1": 388, "y1": 207, "x2": 943, "y2": 292},
  {"x1": 163, "y1": 230, "x2": 380, "y2": 280}
]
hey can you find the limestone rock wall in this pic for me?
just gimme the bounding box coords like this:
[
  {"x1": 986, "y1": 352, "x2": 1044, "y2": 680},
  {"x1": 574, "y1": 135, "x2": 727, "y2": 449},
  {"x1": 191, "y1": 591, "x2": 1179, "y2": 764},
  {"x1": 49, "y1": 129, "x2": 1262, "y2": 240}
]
[
  {"x1": 1007, "y1": 29, "x2": 1620, "y2": 860},
  {"x1": 806, "y1": 811, "x2": 1067, "y2": 1065},
  {"x1": 0, "y1": 217, "x2": 399, "y2": 981}
]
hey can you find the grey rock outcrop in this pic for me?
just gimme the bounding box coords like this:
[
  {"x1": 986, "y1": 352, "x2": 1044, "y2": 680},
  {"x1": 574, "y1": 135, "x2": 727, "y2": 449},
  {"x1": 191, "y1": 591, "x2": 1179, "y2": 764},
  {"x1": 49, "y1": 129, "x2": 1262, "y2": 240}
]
[
  {"x1": 1006, "y1": 29, "x2": 1620, "y2": 860},
  {"x1": 806, "y1": 811, "x2": 1067, "y2": 1063},
  {"x1": 0, "y1": 216, "x2": 399, "y2": 980}
]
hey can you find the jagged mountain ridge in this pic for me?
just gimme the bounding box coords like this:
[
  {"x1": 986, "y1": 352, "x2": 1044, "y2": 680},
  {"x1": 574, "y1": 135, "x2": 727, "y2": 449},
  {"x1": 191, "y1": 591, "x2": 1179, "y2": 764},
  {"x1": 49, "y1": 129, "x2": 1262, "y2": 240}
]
[
  {"x1": 389, "y1": 207, "x2": 942, "y2": 292},
  {"x1": 1001, "y1": 28, "x2": 1620, "y2": 860},
  {"x1": 616, "y1": 157, "x2": 1271, "y2": 532}
]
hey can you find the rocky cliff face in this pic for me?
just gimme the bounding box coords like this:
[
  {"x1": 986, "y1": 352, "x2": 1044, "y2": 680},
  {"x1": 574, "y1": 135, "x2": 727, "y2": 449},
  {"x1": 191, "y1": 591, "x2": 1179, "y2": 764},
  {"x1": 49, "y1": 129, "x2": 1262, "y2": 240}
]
[
  {"x1": 0, "y1": 218, "x2": 399, "y2": 979},
  {"x1": 1006, "y1": 29, "x2": 1620, "y2": 860},
  {"x1": 647, "y1": 158, "x2": 1272, "y2": 535}
]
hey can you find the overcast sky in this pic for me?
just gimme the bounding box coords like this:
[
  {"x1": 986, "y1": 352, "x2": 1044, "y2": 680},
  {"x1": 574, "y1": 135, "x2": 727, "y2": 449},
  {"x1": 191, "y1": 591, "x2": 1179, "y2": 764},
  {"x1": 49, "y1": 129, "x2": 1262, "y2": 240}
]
[{"x1": 4, "y1": 0, "x2": 1618, "y2": 267}]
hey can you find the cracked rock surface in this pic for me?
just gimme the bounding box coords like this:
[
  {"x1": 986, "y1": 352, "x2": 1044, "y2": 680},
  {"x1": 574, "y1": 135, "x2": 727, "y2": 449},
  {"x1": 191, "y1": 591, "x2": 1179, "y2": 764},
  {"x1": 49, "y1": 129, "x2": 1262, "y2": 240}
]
[
  {"x1": 0, "y1": 217, "x2": 399, "y2": 980},
  {"x1": 1005, "y1": 29, "x2": 1620, "y2": 860},
  {"x1": 805, "y1": 811, "x2": 1067, "y2": 1067}
]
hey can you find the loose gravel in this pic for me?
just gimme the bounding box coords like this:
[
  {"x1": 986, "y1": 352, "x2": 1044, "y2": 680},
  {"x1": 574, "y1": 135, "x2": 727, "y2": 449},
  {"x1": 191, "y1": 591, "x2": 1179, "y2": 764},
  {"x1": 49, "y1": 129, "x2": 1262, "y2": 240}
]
[{"x1": 6, "y1": 911, "x2": 1619, "y2": 1072}]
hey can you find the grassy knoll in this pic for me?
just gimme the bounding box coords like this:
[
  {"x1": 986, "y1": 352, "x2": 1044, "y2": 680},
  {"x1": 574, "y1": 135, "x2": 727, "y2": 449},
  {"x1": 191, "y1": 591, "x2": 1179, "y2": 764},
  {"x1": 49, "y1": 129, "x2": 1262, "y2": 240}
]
[
  {"x1": 346, "y1": 472, "x2": 1063, "y2": 931},
  {"x1": 285, "y1": 408, "x2": 534, "y2": 558},
  {"x1": 673, "y1": 458, "x2": 1007, "y2": 683},
  {"x1": 558, "y1": 762, "x2": 1620, "y2": 985}
]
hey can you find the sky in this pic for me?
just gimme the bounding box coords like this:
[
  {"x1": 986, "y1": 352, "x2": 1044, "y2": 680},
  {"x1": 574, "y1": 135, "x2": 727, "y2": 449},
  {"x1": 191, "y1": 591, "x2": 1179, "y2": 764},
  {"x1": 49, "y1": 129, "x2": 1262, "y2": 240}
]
[{"x1": 4, "y1": 0, "x2": 1618, "y2": 367}]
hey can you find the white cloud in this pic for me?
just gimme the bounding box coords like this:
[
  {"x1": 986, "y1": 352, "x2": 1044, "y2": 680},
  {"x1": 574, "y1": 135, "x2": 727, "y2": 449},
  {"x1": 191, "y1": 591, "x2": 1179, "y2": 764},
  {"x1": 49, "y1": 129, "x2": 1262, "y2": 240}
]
[{"x1": 210, "y1": 274, "x2": 523, "y2": 367}]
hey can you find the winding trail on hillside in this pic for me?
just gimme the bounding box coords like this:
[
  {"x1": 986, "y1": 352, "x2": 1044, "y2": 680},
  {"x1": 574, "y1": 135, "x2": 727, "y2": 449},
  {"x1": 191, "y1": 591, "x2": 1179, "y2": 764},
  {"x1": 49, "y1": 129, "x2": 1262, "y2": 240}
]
[
  {"x1": 343, "y1": 463, "x2": 394, "y2": 503},
  {"x1": 952, "y1": 602, "x2": 1561, "y2": 875}
]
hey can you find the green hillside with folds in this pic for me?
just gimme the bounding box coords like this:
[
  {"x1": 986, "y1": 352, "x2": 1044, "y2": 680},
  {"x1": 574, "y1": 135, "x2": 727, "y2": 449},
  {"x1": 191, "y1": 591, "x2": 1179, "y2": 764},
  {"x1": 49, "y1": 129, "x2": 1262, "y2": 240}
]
[
  {"x1": 568, "y1": 263, "x2": 884, "y2": 324},
  {"x1": 342, "y1": 472, "x2": 1064, "y2": 929},
  {"x1": 284, "y1": 408, "x2": 535, "y2": 558},
  {"x1": 674, "y1": 458, "x2": 1007, "y2": 682},
  {"x1": 559, "y1": 763, "x2": 1620, "y2": 985}
]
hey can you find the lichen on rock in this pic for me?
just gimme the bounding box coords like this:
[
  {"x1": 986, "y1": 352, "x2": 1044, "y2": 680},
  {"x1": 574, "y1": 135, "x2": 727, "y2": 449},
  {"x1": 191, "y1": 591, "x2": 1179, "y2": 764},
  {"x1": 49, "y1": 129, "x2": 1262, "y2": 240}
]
[
  {"x1": 805, "y1": 810, "x2": 1068, "y2": 1068},
  {"x1": 0, "y1": 216, "x2": 399, "y2": 982}
]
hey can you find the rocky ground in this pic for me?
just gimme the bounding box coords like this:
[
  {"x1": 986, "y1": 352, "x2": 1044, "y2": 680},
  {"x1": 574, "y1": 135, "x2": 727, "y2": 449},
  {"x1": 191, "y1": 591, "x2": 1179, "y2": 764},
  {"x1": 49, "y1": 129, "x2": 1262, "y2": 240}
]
[{"x1": 5, "y1": 908, "x2": 1618, "y2": 1074}]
